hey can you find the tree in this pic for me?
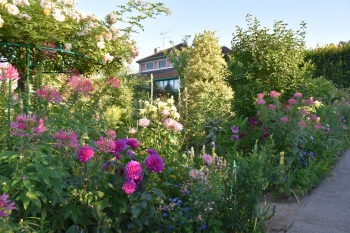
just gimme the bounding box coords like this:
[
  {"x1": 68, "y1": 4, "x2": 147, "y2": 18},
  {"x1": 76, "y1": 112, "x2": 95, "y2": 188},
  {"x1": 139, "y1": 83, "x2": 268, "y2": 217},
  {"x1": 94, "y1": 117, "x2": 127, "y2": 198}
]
[
  {"x1": 168, "y1": 30, "x2": 234, "y2": 145},
  {"x1": 228, "y1": 14, "x2": 314, "y2": 117}
]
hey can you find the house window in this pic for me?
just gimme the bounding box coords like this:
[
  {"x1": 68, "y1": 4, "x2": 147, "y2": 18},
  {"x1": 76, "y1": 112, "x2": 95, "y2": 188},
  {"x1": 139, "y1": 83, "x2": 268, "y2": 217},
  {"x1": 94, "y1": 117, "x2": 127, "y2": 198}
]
[
  {"x1": 155, "y1": 79, "x2": 179, "y2": 90},
  {"x1": 146, "y1": 62, "x2": 153, "y2": 70},
  {"x1": 158, "y1": 60, "x2": 166, "y2": 68}
]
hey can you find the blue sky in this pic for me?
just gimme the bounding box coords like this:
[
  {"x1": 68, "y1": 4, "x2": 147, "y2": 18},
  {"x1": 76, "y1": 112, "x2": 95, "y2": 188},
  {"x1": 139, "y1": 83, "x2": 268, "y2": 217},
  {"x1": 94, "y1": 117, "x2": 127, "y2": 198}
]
[{"x1": 76, "y1": 0, "x2": 350, "y2": 71}]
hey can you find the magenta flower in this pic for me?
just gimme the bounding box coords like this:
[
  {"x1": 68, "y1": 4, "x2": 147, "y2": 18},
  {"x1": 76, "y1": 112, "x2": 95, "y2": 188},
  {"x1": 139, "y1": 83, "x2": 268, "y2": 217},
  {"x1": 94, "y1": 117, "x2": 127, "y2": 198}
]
[
  {"x1": 299, "y1": 109, "x2": 308, "y2": 116},
  {"x1": 145, "y1": 150, "x2": 164, "y2": 173},
  {"x1": 269, "y1": 91, "x2": 281, "y2": 98},
  {"x1": 68, "y1": 75, "x2": 93, "y2": 96},
  {"x1": 77, "y1": 146, "x2": 94, "y2": 163},
  {"x1": 0, "y1": 194, "x2": 16, "y2": 218},
  {"x1": 126, "y1": 138, "x2": 139, "y2": 149},
  {"x1": 10, "y1": 114, "x2": 46, "y2": 137},
  {"x1": 231, "y1": 125, "x2": 239, "y2": 133},
  {"x1": 303, "y1": 98, "x2": 315, "y2": 105},
  {"x1": 0, "y1": 64, "x2": 20, "y2": 80},
  {"x1": 127, "y1": 150, "x2": 136, "y2": 159},
  {"x1": 288, "y1": 99, "x2": 297, "y2": 105},
  {"x1": 107, "y1": 77, "x2": 120, "y2": 89},
  {"x1": 53, "y1": 129, "x2": 79, "y2": 149},
  {"x1": 256, "y1": 99, "x2": 266, "y2": 105},
  {"x1": 122, "y1": 180, "x2": 137, "y2": 194},
  {"x1": 36, "y1": 86, "x2": 62, "y2": 103},
  {"x1": 139, "y1": 118, "x2": 150, "y2": 128},
  {"x1": 281, "y1": 117, "x2": 289, "y2": 123},
  {"x1": 294, "y1": 92, "x2": 303, "y2": 98},
  {"x1": 239, "y1": 132, "x2": 246, "y2": 138},
  {"x1": 298, "y1": 121, "x2": 307, "y2": 128},
  {"x1": 257, "y1": 93, "x2": 265, "y2": 99},
  {"x1": 110, "y1": 138, "x2": 127, "y2": 154},
  {"x1": 125, "y1": 161, "x2": 142, "y2": 180},
  {"x1": 202, "y1": 154, "x2": 213, "y2": 166},
  {"x1": 268, "y1": 104, "x2": 276, "y2": 110}
]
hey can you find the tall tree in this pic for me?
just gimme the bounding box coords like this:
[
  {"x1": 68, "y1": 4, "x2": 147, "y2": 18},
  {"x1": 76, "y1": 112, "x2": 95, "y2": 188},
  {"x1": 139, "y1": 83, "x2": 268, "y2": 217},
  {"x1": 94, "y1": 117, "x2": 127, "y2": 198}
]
[{"x1": 228, "y1": 14, "x2": 314, "y2": 117}]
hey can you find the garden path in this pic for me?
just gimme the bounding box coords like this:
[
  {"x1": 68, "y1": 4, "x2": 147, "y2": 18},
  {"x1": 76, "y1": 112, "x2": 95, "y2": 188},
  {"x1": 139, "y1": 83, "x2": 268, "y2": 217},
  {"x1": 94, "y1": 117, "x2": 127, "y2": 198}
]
[{"x1": 263, "y1": 148, "x2": 350, "y2": 233}]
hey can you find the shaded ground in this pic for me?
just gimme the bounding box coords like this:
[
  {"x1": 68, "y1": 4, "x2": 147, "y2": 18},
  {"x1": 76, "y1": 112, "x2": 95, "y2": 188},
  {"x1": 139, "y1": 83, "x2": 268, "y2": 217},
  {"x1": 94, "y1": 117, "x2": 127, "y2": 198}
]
[{"x1": 261, "y1": 148, "x2": 350, "y2": 233}]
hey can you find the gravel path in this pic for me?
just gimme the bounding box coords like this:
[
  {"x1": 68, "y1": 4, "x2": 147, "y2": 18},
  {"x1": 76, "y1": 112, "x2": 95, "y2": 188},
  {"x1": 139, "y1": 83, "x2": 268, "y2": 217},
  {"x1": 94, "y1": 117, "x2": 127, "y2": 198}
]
[{"x1": 263, "y1": 148, "x2": 350, "y2": 233}]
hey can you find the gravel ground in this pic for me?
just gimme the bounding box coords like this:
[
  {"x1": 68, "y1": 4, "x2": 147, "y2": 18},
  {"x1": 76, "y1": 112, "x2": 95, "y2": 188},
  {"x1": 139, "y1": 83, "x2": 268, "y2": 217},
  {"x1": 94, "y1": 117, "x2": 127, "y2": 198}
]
[{"x1": 262, "y1": 148, "x2": 350, "y2": 233}]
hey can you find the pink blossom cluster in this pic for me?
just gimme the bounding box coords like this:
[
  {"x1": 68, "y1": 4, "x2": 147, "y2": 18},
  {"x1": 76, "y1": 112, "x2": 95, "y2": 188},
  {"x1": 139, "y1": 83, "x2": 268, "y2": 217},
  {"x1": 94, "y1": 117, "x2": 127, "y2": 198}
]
[
  {"x1": 269, "y1": 91, "x2": 281, "y2": 98},
  {"x1": 68, "y1": 75, "x2": 93, "y2": 96},
  {"x1": 163, "y1": 118, "x2": 183, "y2": 131},
  {"x1": 107, "y1": 77, "x2": 120, "y2": 89},
  {"x1": 202, "y1": 154, "x2": 213, "y2": 166},
  {"x1": 36, "y1": 85, "x2": 62, "y2": 103},
  {"x1": 42, "y1": 42, "x2": 56, "y2": 61},
  {"x1": 10, "y1": 114, "x2": 46, "y2": 137},
  {"x1": 303, "y1": 97, "x2": 315, "y2": 105},
  {"x1": 53, "y1": 129, "x2": 79, "y2": 149},
  {"x1": 268, "y1": 104, "x2": 276, "y2": 110},
  {"x1": 123, "y1": 161, "x2": 143, "y2": 194},
  {"x1": 288, "y1": 98, "x2": 297, "y2": 105},
  {"x1": 0, "y1": 63, "x2": 20, "y2": 80}
]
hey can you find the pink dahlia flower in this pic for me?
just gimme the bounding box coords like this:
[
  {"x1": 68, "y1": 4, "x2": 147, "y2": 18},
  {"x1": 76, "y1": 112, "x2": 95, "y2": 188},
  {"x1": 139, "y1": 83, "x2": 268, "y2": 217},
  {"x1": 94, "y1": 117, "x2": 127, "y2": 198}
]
[
  {"x1": 294, "y1": 92, "x2": 303, "y2": 98},
  {"x1": 125, "y1": 161, "x2": 142, "y2": 180},
  {"x1": 268, "y1": 104, "x2": 276, "y2": 110},
  {"x1": 298, "y1": 121, "x2": 307, "y2": 128},
  {"x1": 145, "y1": 152, "x2": 164, "y2": 173},
  {"x1": 77, "y1": 146, "x2": 94, "y2": 163},
  {"x1": 257, "y1": 93, "x2": 265, "y2": 99},
  {"x1": 126, "y1": 138, "x2": 139, "y2": 149},
  {"x1": 281, "y1": 117, "x2": 289, "y2": 123},
  {"x1": 256, "y1": 99, "x2": 266, "y2": 105},
  {"x1": 122, "y1": 180, "x2": 136, "y2": 194},
  {"x1": 288, "y1": 99, "x2": 297, "y2": 105}
]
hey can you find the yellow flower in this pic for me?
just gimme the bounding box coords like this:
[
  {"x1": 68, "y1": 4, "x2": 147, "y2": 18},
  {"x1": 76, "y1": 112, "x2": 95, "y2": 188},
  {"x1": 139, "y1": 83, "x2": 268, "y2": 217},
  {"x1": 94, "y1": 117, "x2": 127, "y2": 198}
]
[
  {"x1": 43, "y1": 9, "x2": 50, "y2": 16},
  {"x1": 280, "y1": 151, "x2": 285, "y2": 165}
]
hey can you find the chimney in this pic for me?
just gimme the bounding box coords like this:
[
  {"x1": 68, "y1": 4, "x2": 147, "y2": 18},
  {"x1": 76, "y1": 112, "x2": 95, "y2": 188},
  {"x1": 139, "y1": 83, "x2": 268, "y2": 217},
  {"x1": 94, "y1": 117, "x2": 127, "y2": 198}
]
[{"x1": 154, "y1": 47, "x2": 161, "y2": 53}]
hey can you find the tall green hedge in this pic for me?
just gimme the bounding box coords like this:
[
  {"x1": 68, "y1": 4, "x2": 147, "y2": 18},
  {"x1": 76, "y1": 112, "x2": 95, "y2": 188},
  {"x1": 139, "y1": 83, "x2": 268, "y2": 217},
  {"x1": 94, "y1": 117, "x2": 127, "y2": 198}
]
[{"x1": 305, "y1": 42, "x2": 350, "y2": 88}]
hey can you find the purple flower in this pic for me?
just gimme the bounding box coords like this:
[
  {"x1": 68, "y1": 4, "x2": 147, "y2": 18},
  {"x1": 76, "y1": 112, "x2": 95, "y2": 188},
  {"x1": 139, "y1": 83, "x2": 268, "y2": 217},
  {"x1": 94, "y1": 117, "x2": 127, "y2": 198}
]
[
  {"x1": 110, "y1": 138, "x2": 127, "y2": 154},
  {"x1": 126, "y1": 138, "x2": 139, "y2": 149},
  {"x1": 125, "y1": 161, "x2": 142, "y2": 180},
  {"x1": 231, "y1": 125, "x2": 239, "y2": 133},
  {"x1": 0, "y1": 194, "x2": 16, "y2": 218},
  {"x1": 145, "y1": 150, "x2": 164, "y2": 173},
  {"x1": 231, "y1": 135, "x2": 240, "y2": 141},
  {"x1": 256, "y1": 99, "x2": 266, "y2": 105},
  {"x1": 77, "y1": 146, "x2": 94, "y2": 163}
]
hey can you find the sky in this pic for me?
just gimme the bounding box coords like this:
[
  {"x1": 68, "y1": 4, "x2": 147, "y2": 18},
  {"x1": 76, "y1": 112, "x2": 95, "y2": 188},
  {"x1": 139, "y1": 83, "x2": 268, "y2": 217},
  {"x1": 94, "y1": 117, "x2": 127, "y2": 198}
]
[{"x1": 76, "y1": 0, "x2": 350, "y2": 71}]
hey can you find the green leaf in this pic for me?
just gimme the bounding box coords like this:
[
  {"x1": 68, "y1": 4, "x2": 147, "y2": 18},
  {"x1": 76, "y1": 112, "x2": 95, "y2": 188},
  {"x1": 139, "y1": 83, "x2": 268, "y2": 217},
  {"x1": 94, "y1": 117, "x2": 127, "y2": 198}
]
[
  {"x1": 23, "y1": 179, "x2": 32, "y2": 191},
  {"x1": 66, "y1": 225, "x2": 85, "y2": 233},
  {"x1": 138, "y1": 200, "x2": 147, "y2": 210},
  {"x1": 141, "y1": 191, "x2": 152, "y2": 201},
  {"x1": 131, "y1": 204, "x2": 141, "y2": 218}
]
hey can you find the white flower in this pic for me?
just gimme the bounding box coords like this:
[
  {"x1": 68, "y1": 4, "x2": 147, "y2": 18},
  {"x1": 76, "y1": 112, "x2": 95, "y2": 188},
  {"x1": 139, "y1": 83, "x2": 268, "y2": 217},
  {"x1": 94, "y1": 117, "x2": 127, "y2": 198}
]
[
  {"x1": 64, "y1": 43, "x2": 72, "y2": 51},
  {"x1": 97, "y1": 41, "x2": 105, "y2": 49},
  {"x1": 5, "y1": 3, "x2": 19, "y2": 15},
  {"x1": 0, "y1": 0, "x2": 7, "y2": 5},
  {"x1": 52, "y1": 8, "x2": 65, "y2": 22},
  {"x1": 102, "y1": 53, "x2": 114, "y2": 64},
  {"x1": 18, "y1": 13, "x2": 31, "y2": 21},
  {"x1": 105, "y1": 32, "x2": 113, "y2": 41},
  {"x1": 63, "y1": 0, "x2": 77, "y2": 6},
  {"x1": 0, "y1": 16, "x2": 4, "y2": 28},
  {"x1": 13, "y1": 0, "x2": 30, "y2": 7},
  {"x1": 107, "y1": 12, "x2": 117, "y2": 24}
]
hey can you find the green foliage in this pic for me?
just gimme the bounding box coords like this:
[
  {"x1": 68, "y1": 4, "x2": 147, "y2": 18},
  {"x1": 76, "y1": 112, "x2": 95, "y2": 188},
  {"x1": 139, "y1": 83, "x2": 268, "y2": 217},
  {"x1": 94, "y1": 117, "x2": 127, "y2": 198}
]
[
  {"x1": 300, "y1": 77, "x2": 335, "y2": 103},
  {"x1": 228, "y1": 14, "x2": 313, "y2": 117},
  {"x1": 305, "y1": 42, "x2": 350, "y2": 88}
]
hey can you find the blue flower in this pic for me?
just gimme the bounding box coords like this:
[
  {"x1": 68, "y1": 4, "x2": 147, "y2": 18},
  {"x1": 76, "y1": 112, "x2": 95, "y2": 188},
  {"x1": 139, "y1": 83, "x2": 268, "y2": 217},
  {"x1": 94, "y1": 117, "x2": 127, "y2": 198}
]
[
  {"x1": 169, "y1": 226, "x2": 173, "y2": 230},
  {"x1": 172, "y1": 198, "x2": 178, "y2": 203},
  {"x1": 162, "y1": 213, "x2": 168, "y2": 217},
  {"x1": 181, "y1": 220, "x2": 184, "y2": 225},
  {"x1": 177, "y1": 200, "x2": 182, "y2": 206},
  {"x1": 186, "y1": 190, "x2": 190, "y2": 195},
  {"x1": 202, "y1": 224, "x2": 206, "y2": 229},
  {"x1": 184, "y1": 207, "x2": 189, "y2": 212}
]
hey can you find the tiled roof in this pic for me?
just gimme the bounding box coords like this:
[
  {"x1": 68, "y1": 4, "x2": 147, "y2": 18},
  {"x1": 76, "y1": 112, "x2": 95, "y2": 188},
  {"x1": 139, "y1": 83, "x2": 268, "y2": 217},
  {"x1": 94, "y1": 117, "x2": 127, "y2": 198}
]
[
  {"x1": 136, "y1": 43, "x2": 232, "y2": 63},
  {"x1": 141, "y1": 68, "x2": 179, "y2": 80}
]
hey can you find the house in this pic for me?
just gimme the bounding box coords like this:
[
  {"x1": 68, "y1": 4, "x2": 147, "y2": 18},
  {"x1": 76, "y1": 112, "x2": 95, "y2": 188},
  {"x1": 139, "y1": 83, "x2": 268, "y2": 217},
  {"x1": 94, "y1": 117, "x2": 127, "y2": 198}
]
[{"x1": 136, "y1": 43, "x2": 231, "y2": 91}]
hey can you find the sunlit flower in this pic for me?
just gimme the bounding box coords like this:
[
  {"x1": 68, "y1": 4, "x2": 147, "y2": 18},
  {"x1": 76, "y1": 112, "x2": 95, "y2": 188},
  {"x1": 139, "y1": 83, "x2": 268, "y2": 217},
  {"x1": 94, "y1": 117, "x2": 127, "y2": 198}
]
[
  {"x1": 129, "y1": 127, "x2": 137, "y2": 135},
  {"x1": 139, "y1": 118, "x2": 150, "y2": 128},
  {"x1": 77, "y1": 146, "x2": 94, "y2": 163},
  {"x1": 18, "y1": 13, "x2": 32, "y2": 21},
  {"x1": 0, "y1": 16, "x2": 4, "y2": 28},
  {"x1": 0, "y1": 64, "x2": 20, "y2": 80},
  {"x1": 257, "y1": 93, "x2": 265, "y2": 99},
  {"x1": 68, "y1": 75, "x2": 93, "y2": 96},
  {"x1": 107, "y1": 77, "x2": 120, "y2": 89},
  {"x1": 97, "y1": 41, "x2": 105, "y2": 49},
  {"x1": 36, "y1": 86, "x2": 62, "y2": 103},
  {"x1": 160, "y1": 109, "x2": 170, "y2": 117},
  {"x1": 5, "y1": 3, "x2": 19, "y2": 15},
  {"x1": 107, "y1": 12, "x2": 117, "y2": 24},
  {"x1": 64, "y1": 43, "x2": 72, "y2": 51},
  {"x1": 270, "y1": 91, "x2": 280, "y2": 98},
  {"x1": 102, "y1": 53, "x2": 114, "y2": 64}
]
